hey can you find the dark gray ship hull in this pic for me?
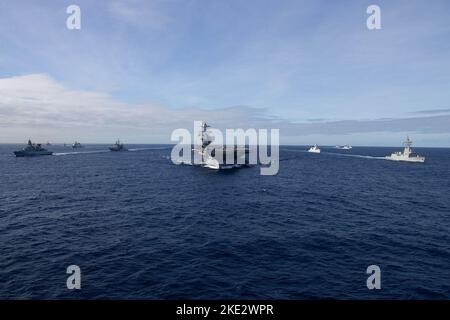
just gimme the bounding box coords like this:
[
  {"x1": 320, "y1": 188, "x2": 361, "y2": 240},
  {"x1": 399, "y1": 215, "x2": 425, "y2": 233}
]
[
  {"x1": 14, "y1": 150, "x2": 53, "y2": 157},
  {"x1": 109, "y1": 147, "x2": 128, "y2": 152}
]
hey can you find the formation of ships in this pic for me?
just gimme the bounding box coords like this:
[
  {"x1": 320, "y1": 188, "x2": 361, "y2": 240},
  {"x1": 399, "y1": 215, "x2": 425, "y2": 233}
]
[
  {"x1": 13, "y1": 139, "x2": 128, "y2": 157},
  {"x1": 307, "y1": 144, "x2": 351, "y2": 153},
  {"x1": 306, "y1": 136, "x2": 425, "y2": 163},
  {"x1": 12, "y1": 125, "x2": 426, "y2": 165}
]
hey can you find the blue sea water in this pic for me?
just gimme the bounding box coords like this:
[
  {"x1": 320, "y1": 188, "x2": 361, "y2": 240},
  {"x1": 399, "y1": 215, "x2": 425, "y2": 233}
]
[{"x1": 0, "y1": 144, "x2": 449, "y2": 299}]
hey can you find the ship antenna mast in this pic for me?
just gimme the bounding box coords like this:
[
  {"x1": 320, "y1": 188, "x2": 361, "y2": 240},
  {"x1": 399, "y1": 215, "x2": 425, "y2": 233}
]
[
  {"x1": 200, "y1": 122, "x2": 212, "y2": 163},
  {"x1": 404, "y1": 136, "x2": 412, "y2": 148},
  {"x1": 201, "y1": 123, "x2": 204, "y2": 163}
]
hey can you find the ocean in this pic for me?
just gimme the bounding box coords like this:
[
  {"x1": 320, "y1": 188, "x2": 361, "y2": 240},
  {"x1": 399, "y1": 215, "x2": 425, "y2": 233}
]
[{"x1": 0, "y1": 144, "x2": 449, "y2": 299}]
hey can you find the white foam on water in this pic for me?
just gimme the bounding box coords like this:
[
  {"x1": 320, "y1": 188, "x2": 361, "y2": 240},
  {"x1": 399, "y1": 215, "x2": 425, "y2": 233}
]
[
  {"x1": 53, "y1": 150, "x2": 110, "y2": 156},
  {"x1": 321, "y1": 152, "x2": 386, "y2": 160}
]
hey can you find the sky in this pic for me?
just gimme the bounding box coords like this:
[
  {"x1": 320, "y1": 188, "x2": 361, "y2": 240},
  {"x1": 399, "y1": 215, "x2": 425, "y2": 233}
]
[{"x1": 0, "y1": 0, "x2": 450, "y2": 146}]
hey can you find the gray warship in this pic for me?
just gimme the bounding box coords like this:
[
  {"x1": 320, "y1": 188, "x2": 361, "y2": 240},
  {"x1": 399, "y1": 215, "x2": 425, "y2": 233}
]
[
  {"x1": 72, "y1": 141, "x2": 83, "y2": 149},
  {"x1": 14, "y1": 140, "x2": 53, "y2": 157},
  {"x1": 109, "y1": 139, "x2": 127, "y2": 152}
]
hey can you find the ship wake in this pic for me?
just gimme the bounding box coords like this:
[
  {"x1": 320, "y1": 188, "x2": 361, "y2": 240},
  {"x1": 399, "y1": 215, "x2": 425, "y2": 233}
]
[
  {"x1": 283, "y1": 148, "x2": 386, "y2": 160},
  {"x1": 53, "y1": 150, "x2": 110, "y2": 156}
]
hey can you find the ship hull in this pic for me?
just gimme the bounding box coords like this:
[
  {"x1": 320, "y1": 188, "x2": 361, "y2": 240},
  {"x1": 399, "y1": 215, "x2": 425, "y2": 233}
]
[
  {"x1": 195, "y1": 147, "x2": 248, "y2": 170},
  {"x1": 386, "y1": 156, "x2": 425, "y2": 163},
  {"x1": 202, "y1": 158, "x2": 246, "y2": 170},
  {"x1": 109, "y1": 147, "x2": 128, "y2": 152},
  {"x1": 14, "y1": 151, "x2": 53, "y2": 157},
  {"x1": 336, "y1": 146, "x2": 352, "y2": 150}
]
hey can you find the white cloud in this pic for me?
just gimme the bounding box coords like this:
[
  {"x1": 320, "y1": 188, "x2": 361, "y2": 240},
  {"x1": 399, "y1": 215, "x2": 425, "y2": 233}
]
[
  {"x1": 0, "y1": 74, "x2": 269, "y2": 143},
  {"x1": 1, "y1": 74, "x2": 449, "y2": 145}
]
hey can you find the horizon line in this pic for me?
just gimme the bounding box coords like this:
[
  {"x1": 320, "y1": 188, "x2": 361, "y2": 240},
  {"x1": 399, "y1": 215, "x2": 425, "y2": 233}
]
[{"x1": 1, "y1": 142, "x2": 449, "y2": 149}]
